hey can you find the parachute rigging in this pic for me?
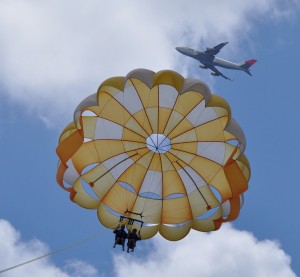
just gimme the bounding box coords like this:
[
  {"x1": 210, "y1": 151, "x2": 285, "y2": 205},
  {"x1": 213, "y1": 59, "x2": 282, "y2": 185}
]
[
  {"x1": 0, "y1": 225, "x2": 116, "y2": 274},
  {"x1": 56, "y1": 69, "x2": 250, "y2": 241}
]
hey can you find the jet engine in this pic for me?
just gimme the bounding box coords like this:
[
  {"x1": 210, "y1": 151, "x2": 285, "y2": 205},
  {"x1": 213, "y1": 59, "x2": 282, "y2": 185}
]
[
  {"x1": 199, "y1": 65, "x2": 207, "y2": 69},
  {"x1": 211, "y1": 72, "x2": 219, "y2": 76}
]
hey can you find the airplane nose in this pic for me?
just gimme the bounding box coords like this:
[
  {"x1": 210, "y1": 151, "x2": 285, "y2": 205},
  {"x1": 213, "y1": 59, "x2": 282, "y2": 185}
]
[
  {"x1": 175, "y1": 46, "x2": 198, "y2": 57},
  {"x1": 175, "y1": 47, "x2": 184, "y2": 53}
]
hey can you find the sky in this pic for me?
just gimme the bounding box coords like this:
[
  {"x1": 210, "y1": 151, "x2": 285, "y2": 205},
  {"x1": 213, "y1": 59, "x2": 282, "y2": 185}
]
[{"x1": 0, "y1": 1, "x2": 300, "y2": 276}]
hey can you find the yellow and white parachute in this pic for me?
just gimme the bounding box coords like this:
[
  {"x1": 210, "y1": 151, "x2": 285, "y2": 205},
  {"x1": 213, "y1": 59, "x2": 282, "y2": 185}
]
[{"x1": 56, "y1": 69, "x2": 250, "y2": 241}]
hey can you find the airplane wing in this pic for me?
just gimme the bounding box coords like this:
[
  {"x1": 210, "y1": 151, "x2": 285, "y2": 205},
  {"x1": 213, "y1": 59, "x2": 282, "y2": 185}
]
[
  {"x1": 204, "y1": 42, "x2": 228, "y2": 56},
  {"x1": 206, "y1": 65, "x2": 233, "y2": 81}
]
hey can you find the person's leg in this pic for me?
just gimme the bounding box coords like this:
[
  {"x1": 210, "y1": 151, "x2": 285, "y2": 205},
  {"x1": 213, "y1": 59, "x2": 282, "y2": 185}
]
[
  {"x1": 113, "y1": 238, "x2": 118, "y2": 248},
  {"x1": 127, "y1": 239, "x2": 134, "y2": 252},
  {"x1": 131, "y1": 240, "x2": 136, "y2": 252},
  {"x1": 121, "y1": 238, "x2": 125, "y2": 251}
]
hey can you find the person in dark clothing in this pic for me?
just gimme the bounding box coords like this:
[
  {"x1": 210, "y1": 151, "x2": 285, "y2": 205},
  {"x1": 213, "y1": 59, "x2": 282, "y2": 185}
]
[
  {"x1": 113, "y1": 224, "x2": 128, "y2": 251},
  {"x1": 127, "y1": 228, "x2": 141, "y2": 253}
]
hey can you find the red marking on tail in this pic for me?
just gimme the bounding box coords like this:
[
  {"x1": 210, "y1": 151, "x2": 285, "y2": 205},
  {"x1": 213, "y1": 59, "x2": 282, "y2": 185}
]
[{"x1": 246, "y1": 59, "x2": 257, "y2": 67}]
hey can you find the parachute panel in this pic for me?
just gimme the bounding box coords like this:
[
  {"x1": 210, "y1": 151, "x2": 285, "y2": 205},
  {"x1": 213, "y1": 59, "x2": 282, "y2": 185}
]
[
  {"x1": 56, "y1": 69, "x2": 250, "y2": 241},
  {"x1": 72, "y1": 179, "x2": 100, "y2": 209},
  {"x1": 139, "y1": 225, "x2": 160, "y2": 240},
  {"x1": 159, "y1": 222, "x2": 191, "y2": 241},
  {"x1": 98, "y1": 203, "x2": 120, "y2": 229},
  {"x1": 192, "y1": 205, "x2": 223, "y2": 231},
  {"x1": 131, "y1": 196, "x2": 162, "y2": 224},
  {"x1": 172, "y1": 91, "x2": 204, "y2": 117},
  {"x1": 162, "y1": 197, "x2": 192, "y2": 224}
]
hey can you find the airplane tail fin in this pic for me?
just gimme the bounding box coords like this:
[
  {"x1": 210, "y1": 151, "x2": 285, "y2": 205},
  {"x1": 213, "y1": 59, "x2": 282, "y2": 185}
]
[{"x1": 239, "y1": 59, "x2": 257, "y2": 76}]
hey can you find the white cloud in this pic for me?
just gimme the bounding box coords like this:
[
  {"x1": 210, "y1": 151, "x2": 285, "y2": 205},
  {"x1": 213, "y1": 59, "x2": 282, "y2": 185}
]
[
  {"x1": 113, "y1": 224, "x2": 296, "y2": 277},
  {"x1": 0, "y1": 1, "x2": 298, "y2": 127},
  {"x1": 0, "y1": 219, "x2": 296, "y2": 277},
  {"x1": 0, "y1": 219, "x2": 100, "y2": 277},
  {"x1": 63, "y1": 259, "x2": 101, "y2": 277}
]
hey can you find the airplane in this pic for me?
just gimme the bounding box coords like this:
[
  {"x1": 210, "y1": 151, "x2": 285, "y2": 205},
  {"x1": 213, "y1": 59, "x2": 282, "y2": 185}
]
[{"x1": 175, "y1": 42, "x2": 257, "y2": 80}]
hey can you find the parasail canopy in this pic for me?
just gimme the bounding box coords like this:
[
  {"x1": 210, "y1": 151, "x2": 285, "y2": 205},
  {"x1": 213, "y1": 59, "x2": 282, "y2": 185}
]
[{"x1": 56, "y1": 69, "x2": 250, "y2": 241}]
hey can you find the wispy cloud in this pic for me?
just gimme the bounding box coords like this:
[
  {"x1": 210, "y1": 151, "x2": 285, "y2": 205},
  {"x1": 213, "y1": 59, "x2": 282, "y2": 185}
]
[
  {"x1": 0, "y1": 219, "x2": 100, "y2": 277},
  {"x1": 63, "y1": 259, "x2": 102, "y2": 277},
  {"x1": 113, "y1": 224, "x2": 296, "y2": 277},
  {"x1": 0, "y1": 1, "x2": 298, "y2": 127}
]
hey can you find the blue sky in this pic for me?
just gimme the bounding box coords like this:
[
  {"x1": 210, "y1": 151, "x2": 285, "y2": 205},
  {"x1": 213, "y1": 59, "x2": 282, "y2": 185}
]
[{"x1": 0, "y1": 1, "x2": 300, "y2": 276}]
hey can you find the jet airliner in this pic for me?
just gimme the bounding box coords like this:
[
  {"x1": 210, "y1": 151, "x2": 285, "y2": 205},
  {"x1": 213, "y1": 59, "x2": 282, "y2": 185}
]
[{"x1": 176, "y1": 42, "x2": 257, "y2": 80}]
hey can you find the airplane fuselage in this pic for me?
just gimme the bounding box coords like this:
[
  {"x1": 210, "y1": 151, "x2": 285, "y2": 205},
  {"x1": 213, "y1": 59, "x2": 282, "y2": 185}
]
[
  {"x1": 211, "y1": 57, "x2": 242, "y2": 71},
  {"x1": 176, "y1": 47, "x2": 243, "y2": 71},
  {"x1": 175, "y1": 45, "x2": 256, "y2": 80}
]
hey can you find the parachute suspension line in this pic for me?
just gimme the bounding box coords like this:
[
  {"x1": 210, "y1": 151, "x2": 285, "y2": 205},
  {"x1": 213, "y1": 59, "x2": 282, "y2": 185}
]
[
  {"x1": 157, "y1": 92, "x2": 180, "y2": 150},
  {"x1": 120, "y1": 80, "x2": 150, "y2": 212},
  {"x1": 97, "y1": 92, "x2": 131, "y2": 209},
  {"x1": 132, "y1": 78, "x2": 153, "y2": 137},
  {"x1": 162, "y1": 97, "x2": 216, "y2": 157},
  {"x1": 161, "y1": 92, "x2": 197, "y2": 143},
  {"x1": 137, "y1": 84, "x2": 162, "y2": 215},
  {"x1": 140, "y1": 152, "x2": 162, "y2": 214},
  {"x1": 141, "y1": 98, "x2": 231, "y2": 215},
  {"x1": 138, "y1": 153, "x2": 178, "y2": 217},
  {"x1": 162, "y1": 99, "x2": 236, "y2": 207},
  {"x1": 121, "y1": 89, "x2": 131, "y2": 211},
  {"x1": 140, "y1": 152, "x2": 156, "y2": 213},
  {"x1": 141, "y1": 157, "x2": 166, "y2": 215},
  {"x1": 119, "y1": 84, "x2": 150, "y2": 214},
  {"x1": 86, "y1": 96, "x2": 121, "y2": 203},
  {"x1": 132, "y1": 83, "x2": 168, "y2": 216},
  {"x1": 0, "y1": 222, "x2": 119, "y2": 275},
  {"x1": 175, "y1": 160, "x2": 211, "y2": 210},
  {"x1": 141, "y1": 88, "x2": 156, "y2": 152},
  {"x1": 121, "y1": 151, "x2": 142, "y2": 218},
  {"x1": 92, "y1": 153, "x2": 138, "y2": 184}
]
